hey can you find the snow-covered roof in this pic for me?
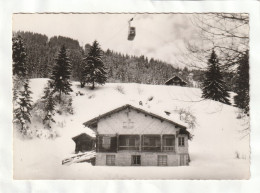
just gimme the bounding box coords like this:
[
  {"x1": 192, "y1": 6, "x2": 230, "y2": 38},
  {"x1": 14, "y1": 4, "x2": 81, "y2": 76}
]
[
  {"x1": 83, "y1": 103, "x2": 187, "y2": 129},
  {"x1": 72, "y1": 133, "x2": 95, "y2": 141},
  {"x1": 164, "y1": 75, "x2": 187, "y2": 85}
]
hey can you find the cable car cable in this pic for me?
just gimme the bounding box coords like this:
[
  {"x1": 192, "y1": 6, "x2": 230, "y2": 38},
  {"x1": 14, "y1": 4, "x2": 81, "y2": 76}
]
[{"x1": 102, "y1": 14, "x2": 137, "y2": 46}]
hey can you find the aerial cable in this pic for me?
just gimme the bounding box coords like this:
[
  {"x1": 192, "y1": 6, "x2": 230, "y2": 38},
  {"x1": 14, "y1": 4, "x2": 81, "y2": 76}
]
[
  {"x1": 101, "y1": 23, "x2": 129, "y2": 46},
  {"x1": 102, "y1": 14, "x2": 137, "y2": 46}
]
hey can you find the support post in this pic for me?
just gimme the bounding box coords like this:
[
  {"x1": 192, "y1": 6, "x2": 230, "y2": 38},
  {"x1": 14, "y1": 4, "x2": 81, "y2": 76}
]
[
  {"x1": 96, "y1": 134, "x2": 99, "y2": 153},
  {"x1": 173, "y1": 135, "x2": 178, "y2": 153},
  {"x1": 160, "y1": 135, "x2": 163, "y2": 152},
  {"x1": 139, "y1": 135, "x2": 142, "y2": 152},
  {"x1": 116, "y1": 133, "x2": 119, "y2": 152}
]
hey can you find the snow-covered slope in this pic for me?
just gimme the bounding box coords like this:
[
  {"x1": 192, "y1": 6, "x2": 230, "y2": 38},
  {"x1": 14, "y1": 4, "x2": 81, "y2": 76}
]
[{"x1": 13, "y1": 78, "x2": 250, "y2": 179}]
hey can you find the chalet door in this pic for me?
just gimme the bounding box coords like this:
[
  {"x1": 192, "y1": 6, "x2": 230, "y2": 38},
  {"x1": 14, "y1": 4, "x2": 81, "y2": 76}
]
[
  {"x1": 81, "y1": 144, "x2": 87, "y2": 152},
  {"x1": 180, "y1": 155, "x2": 185, "y2": 166},
  {"x1": 158, "y1": 155, "x2": 167, "y2": 166}
]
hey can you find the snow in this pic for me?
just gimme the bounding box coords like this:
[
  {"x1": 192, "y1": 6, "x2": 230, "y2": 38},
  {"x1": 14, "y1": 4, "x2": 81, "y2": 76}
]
[
  {"x1": 62, "y1": 150, "x2": 96, "y2": 165},
  {"x1": 13, "y1": 78, "x2": 250, "y2": 179}
]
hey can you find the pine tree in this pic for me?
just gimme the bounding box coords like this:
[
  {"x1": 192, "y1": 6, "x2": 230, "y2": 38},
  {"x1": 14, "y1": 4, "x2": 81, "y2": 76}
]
[
  {"x1": 14, "y1": 80, "x2": 33, "y2": 134},
  {"x1": 13, "y1": 35, "x2": 33, "y2": 135},
  {"x1": 50, "y1": 45, "x2": 73, "y2": 102},
  {"x1": 12, "y1": 35, "x2": 27, "y2": 77},
  {"x1": 42, "y1": 81, "x2": 56, "y2": 128},
  {"x1": 202, "y1": 50, "x2": 231, "y2": 105},
  {"x1": 83, "y1": 40, "x2": 107, "y2": 89},
  {"x1": 234, "y1": 50, "x2": 249, "y2": 114},
  {"x1": 13, "y1": 35, "x2": 28, "y2": 102}
]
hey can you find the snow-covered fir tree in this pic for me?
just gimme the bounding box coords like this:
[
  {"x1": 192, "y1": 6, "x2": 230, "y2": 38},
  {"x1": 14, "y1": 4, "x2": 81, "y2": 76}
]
[
  {"x1": 234, "y1": 50, "x2": 249, "y2": 114},
  {"x1": 83, "y1": 40, "x2": 107, "y2": 89},
  {"x1": 78, "y1": 62, "x2": 87, "y2": 88},
  {"x1": 13, "y1": 35, "x2": 33, "y2": 136},
  {"x1": 12, "y1": 35, "x2": 28, "y2": 101},
  {"x1": 12, "y1": 35, "x2": 27, "y2": 77},
  {"x1": 202, "y1": 50, "x2": 231, "y2": 105},
  {"x1": 42, "y1": 81, "x2": 56, "y2": 128},
  {"x1": 50, "y1": 45, "x2": 73, "y2": 102},
  {"x1": 13, "y1": 75, "x2": 26, "y2": 103},
  {"x1": 13, "y1": 80, "x2": 33, "y2": 135}
]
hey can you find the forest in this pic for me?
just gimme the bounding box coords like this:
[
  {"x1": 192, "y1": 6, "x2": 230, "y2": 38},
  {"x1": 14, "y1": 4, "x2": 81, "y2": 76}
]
[{"x1": 14, "y1": 31, "x2": 217, "y2": 87}]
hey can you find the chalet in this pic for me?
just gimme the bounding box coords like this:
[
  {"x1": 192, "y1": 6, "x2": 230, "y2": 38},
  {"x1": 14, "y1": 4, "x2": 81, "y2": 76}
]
[
  {"x1": 165, "y1": 75, "x2": 187, "y2": 86},
  {"x1": 72, "y1": 133, "x2": 95, "y2": 153},
  {"x1": 83, "y1": 104, "x2": 190, "y2": 166}
]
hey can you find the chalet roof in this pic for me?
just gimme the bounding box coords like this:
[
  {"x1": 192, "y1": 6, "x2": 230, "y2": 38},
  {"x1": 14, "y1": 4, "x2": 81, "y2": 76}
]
[
  {"x1": 72, "y1": 133, "x2": 95, "y2": 142},
  {"x1": 164, "y1": 75, "x2": 187, "y2": 85},
  {"x1": 83, "y1": 104, "x2": 187, "y2": 130}
]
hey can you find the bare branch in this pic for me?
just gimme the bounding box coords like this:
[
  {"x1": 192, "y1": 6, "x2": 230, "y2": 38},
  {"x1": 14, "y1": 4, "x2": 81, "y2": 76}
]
[{"x1": 185, "y1": 13, "x2": 249, "y2": 70}]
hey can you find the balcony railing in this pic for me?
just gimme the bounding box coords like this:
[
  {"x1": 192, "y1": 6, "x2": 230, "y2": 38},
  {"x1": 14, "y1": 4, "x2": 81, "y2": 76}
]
[
  {"x1": 118, "y1": 146, "x2": 139, "y2": 151},
  {"x1": 117, "y1": 146, "x2": 175, "y2": 152},
  {"x1": 163, "y1": 146, "x2": 175, "y2": 152},
  {"x1": 97, "y1": 134, "x2": 176, "y2": 153},
  {"x1": 142, "y1": 146, "x2": 161, "y2": 152}
]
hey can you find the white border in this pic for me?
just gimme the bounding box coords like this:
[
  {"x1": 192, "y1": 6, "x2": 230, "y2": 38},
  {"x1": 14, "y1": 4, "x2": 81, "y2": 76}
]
[{"x1": 1, "y1": 0, "x2": 260, "y2": 193}]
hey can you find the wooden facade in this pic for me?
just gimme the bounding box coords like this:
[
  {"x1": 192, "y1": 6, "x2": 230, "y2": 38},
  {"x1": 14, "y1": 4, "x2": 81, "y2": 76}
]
[
  {"x1": 72, "y1": 133, "x2": 95, "y2": 153},
  {"x1": 83, "y1": 104, "x2": 190, "y2": 166}
]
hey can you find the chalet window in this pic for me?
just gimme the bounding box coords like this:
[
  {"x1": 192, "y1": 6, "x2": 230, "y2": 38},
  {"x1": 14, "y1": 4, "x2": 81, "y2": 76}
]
[
  {"x1": 149, "y1": 138, "x2": 156, "y2": 146},
  {"x1": 163, "y1": 135, "x2": 175, "y2": 151},
  {"x1": 118, "y1": 135, "x2": 139, "y2": 151},
  {"x1": 142, "y1": 135, "x2": 161, "y2": 151},
  {"x1": 131, "y1": 155, "x2": 141, "y2": 166},
  {"x1": 106, "y1": 155, "x2": 115, "y2": 166},
  {"x1": 165, "y1": 138, "x2": 173, "y2": 146},
  {"x1": 143, "y1": 136, "x2": 160, "y2": 146},
  {"x1": 128, "y1": 138, "x2": 136, "y2": 146},
  {"x1": 178, "y1": 137, "x2": 185, "y2": 147},
  {"x1": 158, "y1": 155, "x2": 167, "y2": 166},
  {"x1": 102, "y1": 136, "x2": 111, "y2": 149},
  {"x1": 163, "y1": 136, "x2": 175, "y2": 146},
  {"x1": 123, "y1": 121, "x2": 134, "y2": 129}
]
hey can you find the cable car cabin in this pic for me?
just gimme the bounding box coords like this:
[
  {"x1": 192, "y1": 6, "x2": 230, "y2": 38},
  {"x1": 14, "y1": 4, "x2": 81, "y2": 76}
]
[{"x1": 128, "y1": 27, "x2": 136, "y2": 41}]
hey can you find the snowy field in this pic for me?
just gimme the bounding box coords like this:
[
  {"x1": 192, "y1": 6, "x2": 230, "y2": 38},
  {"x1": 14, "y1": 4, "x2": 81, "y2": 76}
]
[{"x1": 13, "y1": 79, "x2": 250, "y2": 179}]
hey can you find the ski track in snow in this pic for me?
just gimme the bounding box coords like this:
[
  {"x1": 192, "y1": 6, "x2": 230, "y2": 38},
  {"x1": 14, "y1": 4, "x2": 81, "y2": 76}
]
[{"x1": 13, "y1": 78, "x2": 250, "y2": 179}]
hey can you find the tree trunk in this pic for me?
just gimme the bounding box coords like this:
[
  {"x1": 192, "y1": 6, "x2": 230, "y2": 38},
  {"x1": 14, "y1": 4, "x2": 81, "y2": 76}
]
[
  {"x1": 59, "y1": 89, "x2": 61, "y2": 103},
  {"x1": 80, "y1": 78, "x2": 86, "y2": 88},
  {"x1": 21, "y1": 122, "x2": 24, "y2": 133},
  {"x1": 80, "y1": 81, "x2": 85, "y2": 88},
  {"x1": 91, "y1": 80, "x2": 95, "y2": 90}
]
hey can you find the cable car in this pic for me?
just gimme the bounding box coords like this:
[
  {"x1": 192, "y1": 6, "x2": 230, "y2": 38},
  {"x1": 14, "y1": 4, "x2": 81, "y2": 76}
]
[{"x1": 128, "y1": 18, "x2": 136, "y2": 41}]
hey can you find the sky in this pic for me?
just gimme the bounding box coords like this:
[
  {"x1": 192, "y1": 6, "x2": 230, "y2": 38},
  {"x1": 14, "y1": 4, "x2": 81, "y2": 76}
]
[{"x1": 12, "y1": 13, "x2": 200, "y2": 68}]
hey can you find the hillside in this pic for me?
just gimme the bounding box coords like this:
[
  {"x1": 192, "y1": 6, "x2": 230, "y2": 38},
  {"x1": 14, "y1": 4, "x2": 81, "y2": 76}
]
[
  {"x1": 13, "y1": 79, "x2": 250, "y2": 179},
  {"x1": 15, "y1": 31, "x2": 204, "y2": 85}
]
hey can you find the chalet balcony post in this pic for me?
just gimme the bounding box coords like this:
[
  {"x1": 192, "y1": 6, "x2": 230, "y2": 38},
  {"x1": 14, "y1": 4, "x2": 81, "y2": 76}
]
[
  {"x1": 139, "y1": 135, "x2": 142, "y2": 152},
  {"x1": 96, "y1": 134, "x2": 99, "y2": 153},
  {"x1": 160, "y1": 135, "x2": 163, "y2": 152},
  {"x1": 116, "y1": 133, "x2": 119, "y2": 152}
]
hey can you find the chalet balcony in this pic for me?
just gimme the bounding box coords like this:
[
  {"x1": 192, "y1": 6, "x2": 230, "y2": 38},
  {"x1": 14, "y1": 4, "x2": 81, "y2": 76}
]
[
  {"x1": 97, "y1": 134, "x2": 176, "y2": 153},
  {"x1": 118, "y1": 135, "x2": 140, "y2": 151},
  {"x1": 142, "y1": 135, "x2": 161, "y2": 152}
]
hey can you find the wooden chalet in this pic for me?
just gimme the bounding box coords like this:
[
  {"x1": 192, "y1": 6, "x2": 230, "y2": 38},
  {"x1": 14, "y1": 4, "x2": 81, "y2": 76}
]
[
  {"x1": 83, "y1": 104, "x2": 190, "y2": 166},
  {"x1": 165, "y1": 75, "x2": 187, "y2": 86},
  {"x1": 72, "y1": 133, "x2": 95, "y2": 153}
]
